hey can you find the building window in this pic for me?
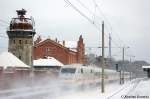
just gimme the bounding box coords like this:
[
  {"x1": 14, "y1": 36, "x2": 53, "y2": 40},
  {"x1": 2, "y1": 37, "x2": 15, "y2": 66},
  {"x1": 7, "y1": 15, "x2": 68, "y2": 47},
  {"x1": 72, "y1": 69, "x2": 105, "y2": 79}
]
[
  {"x1": 45, "y1": 48, "x2": 50, "y2": 54},
  {"x1": 19, "y1": 40, "x2": 22, "y2": 44}
]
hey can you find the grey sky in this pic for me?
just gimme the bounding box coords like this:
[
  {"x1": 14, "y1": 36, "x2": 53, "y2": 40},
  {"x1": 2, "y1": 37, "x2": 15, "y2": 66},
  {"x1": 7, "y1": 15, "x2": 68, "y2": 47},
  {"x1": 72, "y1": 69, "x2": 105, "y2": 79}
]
[{"x1": 0, "y1": 0, "x2": 150, "y2": 62}]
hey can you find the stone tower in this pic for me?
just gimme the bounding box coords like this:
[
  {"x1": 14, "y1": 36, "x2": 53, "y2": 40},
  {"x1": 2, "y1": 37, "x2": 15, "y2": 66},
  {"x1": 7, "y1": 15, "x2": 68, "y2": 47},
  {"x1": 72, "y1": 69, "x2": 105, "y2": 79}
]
[{"x1": 7, "y1": 9, "x2": 36, "y2": 66}]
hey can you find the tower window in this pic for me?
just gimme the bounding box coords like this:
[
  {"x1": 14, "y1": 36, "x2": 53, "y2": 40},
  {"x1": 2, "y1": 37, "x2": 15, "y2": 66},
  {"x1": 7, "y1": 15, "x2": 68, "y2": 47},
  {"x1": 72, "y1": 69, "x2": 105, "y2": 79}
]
[
  {"x1": 19, "y1": 56, "x2": 21, "y2": 60},
  {"x1": 30, "y1": 40, "x2": 32, "y2": 44},
  {"x1": 13, "y1": 40, "x2": 15, "y2": 44},
  {"x1": 19, "y1": 40, "x2": 22, "y2": 44},
  {"x1": 25, "y1": 40, "x2": 28, "y2": 44}
]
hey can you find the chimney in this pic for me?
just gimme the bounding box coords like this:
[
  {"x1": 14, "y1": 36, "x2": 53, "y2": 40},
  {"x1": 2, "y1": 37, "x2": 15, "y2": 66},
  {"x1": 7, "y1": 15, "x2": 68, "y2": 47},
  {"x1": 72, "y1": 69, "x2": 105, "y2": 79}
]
[{"x1": 63, "y1": 40, "x2": 65, "y2": 46}]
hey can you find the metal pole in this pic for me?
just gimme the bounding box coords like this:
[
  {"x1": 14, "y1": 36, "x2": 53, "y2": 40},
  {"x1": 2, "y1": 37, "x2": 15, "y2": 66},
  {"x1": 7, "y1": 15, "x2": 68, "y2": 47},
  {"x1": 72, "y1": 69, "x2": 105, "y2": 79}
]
[
  {"x1": 120, "y1": 71, "x2": 122, "y2": 84},
  {"x1": 101, "y1": 21, "x2": 105, "y2": 93},
  {"x1": 109, "y1": 33, "x2": 111, "y2": 61},
  {"x1": 130, "y1": 72, "x2": 132, "y2": 81},
  {"x1": 122, "y1": 47, "x2": 124, "y2": 84}
]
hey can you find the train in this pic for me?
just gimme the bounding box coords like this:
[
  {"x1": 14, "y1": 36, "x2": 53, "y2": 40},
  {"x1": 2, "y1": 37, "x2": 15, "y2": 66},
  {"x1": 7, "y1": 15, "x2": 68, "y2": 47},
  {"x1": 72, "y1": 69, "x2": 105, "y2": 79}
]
[{"x1": 59, "y1": 64, "x2": 132, "y2": 85}]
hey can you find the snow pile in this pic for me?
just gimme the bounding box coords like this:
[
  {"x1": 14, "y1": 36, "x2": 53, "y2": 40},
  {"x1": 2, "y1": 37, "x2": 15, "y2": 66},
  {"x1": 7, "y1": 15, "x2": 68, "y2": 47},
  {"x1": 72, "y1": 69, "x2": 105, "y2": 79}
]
[
  {"x1": 142, "y1": 65, "x2": 150, "y2": 68},
  {"x1": 34, "y1": 57, "x2": 64, "y2": 66},
  {"x1": 0, "y1": 52, "x2": 29, "y2": 68}
]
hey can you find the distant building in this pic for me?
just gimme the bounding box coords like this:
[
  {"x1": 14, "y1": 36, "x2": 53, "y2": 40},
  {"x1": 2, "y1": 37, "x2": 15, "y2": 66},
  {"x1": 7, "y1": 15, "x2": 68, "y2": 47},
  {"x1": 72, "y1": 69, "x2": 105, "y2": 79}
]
[
  {"x1": 34, "y1": 35, "x2": 85, "y2": 65},
  {"x1": 7, "y1": 9, "x2": 36, "y2": 66}
]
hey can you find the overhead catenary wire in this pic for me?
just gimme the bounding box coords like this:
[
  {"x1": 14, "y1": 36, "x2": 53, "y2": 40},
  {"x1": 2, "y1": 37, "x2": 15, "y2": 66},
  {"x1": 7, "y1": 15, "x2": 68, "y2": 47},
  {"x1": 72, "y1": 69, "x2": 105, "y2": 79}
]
[
  {"x1": 64, "y1": 0, "x2": 123, "y2": 58},
  {"x1": 64, "y1": 0, "x2": 100, "y2": 28},
  {"x1": 65, "y1": 0, "x2": 124, "y2": 48},
  {"x1": 64, "y1": 0, "x2": 134, "y2": 64},
  {"x1": 0, "y1": 36, "x2": 8, "y2": 38},
  {"x1": 0, "y1": 33, "x2": 8, "y2": 38},
  {"x1": 64, "y1": 0, "x2": 111, "y2": 41},
  {"x1": 93, "y1": 0, "x2": 129, "y2": 47},
  {"x1": 0, "y1": 19, "x2": 9, "y2": 25}
]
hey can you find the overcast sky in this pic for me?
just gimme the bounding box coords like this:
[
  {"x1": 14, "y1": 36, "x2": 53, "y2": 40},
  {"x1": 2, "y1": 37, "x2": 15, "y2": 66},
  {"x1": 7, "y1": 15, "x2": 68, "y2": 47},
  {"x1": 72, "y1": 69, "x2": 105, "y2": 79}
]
[{"x1": 0, "y1": 0, "x2": 150, "y2": 63}]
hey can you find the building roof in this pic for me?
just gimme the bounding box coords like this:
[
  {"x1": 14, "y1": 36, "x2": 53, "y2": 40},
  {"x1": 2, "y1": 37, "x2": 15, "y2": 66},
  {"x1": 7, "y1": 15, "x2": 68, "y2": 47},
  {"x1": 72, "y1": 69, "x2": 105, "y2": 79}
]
[
  {"x1": 142, "y1": 66, "x2": 150, "y2": 68},
  {"x1": 0, "y1": 52, "x2": 30, "y2": 69},
  {"x1": 34, "y1": 35, "x2": 78, "y2": 52},
  {"x1": 33, "y1": 57, "x2": 64, "y2": 67}
]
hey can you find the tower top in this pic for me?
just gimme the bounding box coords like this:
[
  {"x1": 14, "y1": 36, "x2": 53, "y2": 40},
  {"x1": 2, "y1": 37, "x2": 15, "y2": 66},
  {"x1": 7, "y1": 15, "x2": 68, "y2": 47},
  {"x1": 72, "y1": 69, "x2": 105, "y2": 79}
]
[
  {"x1": 8, "y1": 9, "x2": 35, "y2": 31},
  {"x1": 16, "y1": 9, "x2": 26, "y2": 17}
]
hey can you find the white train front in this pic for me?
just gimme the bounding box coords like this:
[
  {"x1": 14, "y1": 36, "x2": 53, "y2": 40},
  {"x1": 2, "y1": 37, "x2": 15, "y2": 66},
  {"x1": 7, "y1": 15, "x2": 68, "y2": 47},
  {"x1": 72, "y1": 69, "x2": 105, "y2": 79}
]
[{"x1": 59, "y1": 64, "x2": 131, "y2": 85}]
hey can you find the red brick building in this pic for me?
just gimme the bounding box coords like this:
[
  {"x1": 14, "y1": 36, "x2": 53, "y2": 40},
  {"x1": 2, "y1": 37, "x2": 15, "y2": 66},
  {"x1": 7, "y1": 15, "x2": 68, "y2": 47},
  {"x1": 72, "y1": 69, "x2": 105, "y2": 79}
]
[{"x1": 33, "y1": 35, "x2": 85, "y2": 65}]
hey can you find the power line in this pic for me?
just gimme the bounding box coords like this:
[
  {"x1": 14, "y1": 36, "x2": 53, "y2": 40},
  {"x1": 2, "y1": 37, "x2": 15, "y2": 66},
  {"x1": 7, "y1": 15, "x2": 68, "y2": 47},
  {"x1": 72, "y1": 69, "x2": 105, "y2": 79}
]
[
  {"x1": 66, "y1": 0, "x2": 124, "y2": 48},
  {"x1": 64, "y1": 0, "x2": 111, "y2": 41},
  {"x1": 64, "y1": 0, "x2": 132, "y2": 62},
  {"x1": 0, "y1": 35, "x2": 8, "y2": 38},
  {"x1": 64, "y1": 0, "x2": 97, "y2": 26},
  {"x1": 0, "y1": 23, "x2": 7, "y2": 27},
  {"x1": 93, "y1": 0, "x2": 129, "y2": 47},
  {"x1": 0, "y1": 19, "x2": 9, "y2": 25}
]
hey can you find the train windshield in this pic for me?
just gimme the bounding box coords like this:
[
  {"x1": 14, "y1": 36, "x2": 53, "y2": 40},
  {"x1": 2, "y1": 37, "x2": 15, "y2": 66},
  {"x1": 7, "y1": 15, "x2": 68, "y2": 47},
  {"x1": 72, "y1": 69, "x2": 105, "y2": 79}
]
[{"x1": 61, "y1": 68, "x2": 76, "y2": 74}]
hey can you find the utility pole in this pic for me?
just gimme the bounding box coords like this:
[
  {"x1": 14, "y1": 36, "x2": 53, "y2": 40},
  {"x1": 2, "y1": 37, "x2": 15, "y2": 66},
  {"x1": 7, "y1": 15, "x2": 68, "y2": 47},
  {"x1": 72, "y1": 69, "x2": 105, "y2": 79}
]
[
  {"x1": 129, "y1": 55, "x2": 135, "y2": 81},
  {"x1": 109, "y1": 33, "x2": 111, "y2": 61},
  {"x1": 122, "y1": 47, "x2": 130, "y2": 83},
  {"x1": 122, "y1": 47, "x2": 125, "y2": 84},
  {"x1": 101, "y1": 21, "x2": 105, "y2": 93}
]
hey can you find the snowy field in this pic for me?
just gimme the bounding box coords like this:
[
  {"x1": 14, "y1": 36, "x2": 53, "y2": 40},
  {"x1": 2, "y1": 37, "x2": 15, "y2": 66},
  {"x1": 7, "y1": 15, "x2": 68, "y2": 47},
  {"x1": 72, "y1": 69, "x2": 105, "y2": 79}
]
[{"x1": 0, "y1": 78, "x2": 150, "y2": 99}]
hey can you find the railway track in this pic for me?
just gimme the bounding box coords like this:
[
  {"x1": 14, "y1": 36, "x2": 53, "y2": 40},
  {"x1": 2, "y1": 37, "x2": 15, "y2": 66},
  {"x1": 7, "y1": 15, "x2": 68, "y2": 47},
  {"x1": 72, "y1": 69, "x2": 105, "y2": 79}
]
[{"x1": 107, "y1": 78, "x2": 146, "y2": 99}]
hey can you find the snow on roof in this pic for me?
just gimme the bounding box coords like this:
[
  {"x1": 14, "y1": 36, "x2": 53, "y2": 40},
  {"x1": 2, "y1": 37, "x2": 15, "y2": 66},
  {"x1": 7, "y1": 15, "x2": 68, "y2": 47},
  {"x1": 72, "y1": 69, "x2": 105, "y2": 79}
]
[
  {"x1": 60, "y1": 41, "x2": 77, "y2": 52},
  {"x1": 33, "y1": 57, "x2": 64, "y2": 67},
  {"x1": 0, "y1": 52, "x2": 30, "y2": 69},
  {"x1": 142, "y1": 66, "x2": 150, "y2": 68},
  {"x1": 64, "y1": 41, "x2": 77, "y2": 49}
]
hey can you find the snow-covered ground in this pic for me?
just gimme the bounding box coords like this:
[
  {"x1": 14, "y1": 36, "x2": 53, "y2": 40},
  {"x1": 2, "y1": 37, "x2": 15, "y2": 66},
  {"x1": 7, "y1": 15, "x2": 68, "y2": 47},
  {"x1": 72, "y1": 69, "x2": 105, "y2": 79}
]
[
  {"x1": 0, "y1": 78, "x2": 150, "y2": 99},
  {"x1": 56, "y1": 78, "x2": 150, "y2": 99}
]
